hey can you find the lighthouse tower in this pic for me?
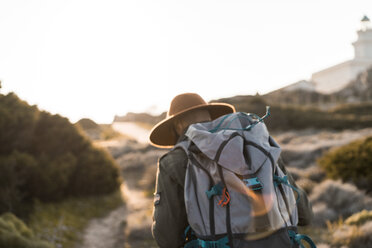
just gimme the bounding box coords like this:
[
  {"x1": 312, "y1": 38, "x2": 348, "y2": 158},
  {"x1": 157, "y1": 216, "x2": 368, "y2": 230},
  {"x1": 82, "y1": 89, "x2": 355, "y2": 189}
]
[
  {"x1": 311, "y1": 16, "x2": 372, "y2": 93},
  {"x1": 353, "y1": 15, "x2": 372, "y2": 59}
]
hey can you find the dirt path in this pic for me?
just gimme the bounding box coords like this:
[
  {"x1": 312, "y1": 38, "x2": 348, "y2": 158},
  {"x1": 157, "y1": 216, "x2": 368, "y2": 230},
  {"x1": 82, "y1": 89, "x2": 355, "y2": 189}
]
[
  {"x1": 79, "y1": 181, "x2": 155, "y2": 248},
  {"x1": 112, "y1": 122, "x2": 150, "y2": 144},
  {"x1": 79, "y1": 203, "x2": 127, "y2": 248},
  {"x1": 80, "y1": 132, "x2": 158, "y2": 248}
]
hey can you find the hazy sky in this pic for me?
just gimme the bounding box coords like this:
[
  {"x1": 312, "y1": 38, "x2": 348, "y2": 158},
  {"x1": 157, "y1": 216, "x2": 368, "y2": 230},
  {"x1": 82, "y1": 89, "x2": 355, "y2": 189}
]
[{"x1": 1, "y1": 0, "x2": 371, "y2": 123}]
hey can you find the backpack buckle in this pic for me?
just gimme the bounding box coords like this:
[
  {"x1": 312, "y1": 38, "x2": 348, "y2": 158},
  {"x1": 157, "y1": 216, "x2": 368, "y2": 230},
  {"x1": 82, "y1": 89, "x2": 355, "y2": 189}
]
[
  {"x1": 206, "y1": 182, "x2": 223, "y2": 199},
  {"x1": 243, "y1": 177, "x2": 263, "y2": 191}
]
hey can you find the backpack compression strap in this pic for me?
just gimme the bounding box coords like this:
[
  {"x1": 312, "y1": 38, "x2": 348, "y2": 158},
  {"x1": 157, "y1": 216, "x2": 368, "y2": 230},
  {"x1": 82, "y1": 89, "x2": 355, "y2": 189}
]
[
  {"x1": 288, "y1": 230, "x2": 317, "y2": 248},
  {"x1": 184, "y1": 236, "x2": 230, "y2": 248}
]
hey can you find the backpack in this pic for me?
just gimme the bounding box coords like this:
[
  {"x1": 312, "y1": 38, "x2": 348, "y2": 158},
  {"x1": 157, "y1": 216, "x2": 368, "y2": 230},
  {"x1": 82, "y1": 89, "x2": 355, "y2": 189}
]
[{"x1": 174, "y1": 108, "x2": 316, "y2": 248}]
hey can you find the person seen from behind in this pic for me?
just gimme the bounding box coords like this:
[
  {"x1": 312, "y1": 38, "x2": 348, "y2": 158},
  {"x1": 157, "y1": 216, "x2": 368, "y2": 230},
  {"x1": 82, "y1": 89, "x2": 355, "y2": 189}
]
[{"x1": 149, "y1": 93, "x2": 314, "y2": 248}]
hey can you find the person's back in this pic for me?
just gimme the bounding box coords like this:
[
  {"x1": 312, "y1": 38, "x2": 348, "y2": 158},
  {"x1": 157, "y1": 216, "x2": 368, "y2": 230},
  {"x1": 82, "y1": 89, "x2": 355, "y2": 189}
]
[{"x1": 149, "y1": 93, "x2": 314, "y2": 248}]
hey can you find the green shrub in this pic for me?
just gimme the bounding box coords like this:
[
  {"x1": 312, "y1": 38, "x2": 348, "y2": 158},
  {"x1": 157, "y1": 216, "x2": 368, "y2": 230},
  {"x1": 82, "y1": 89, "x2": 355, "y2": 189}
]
[
  {"x1": 0, "y1": 93, "x2": 39, "y2": 155},
  {"x1": 0, "y1": 92, "x2": 121, "y2": 215},
  {"x1": 0, "y1": 151, "x2": 37, "y2": 214},
  {"x1": 318, "y1": 136, "x2": 372, "y2": 191},
  {"x1": 68, "y1": 146, "x2": 120, "y2": 196},
  {"x1": 0, "y1": 212, "x2": 53, "y2": 248}
]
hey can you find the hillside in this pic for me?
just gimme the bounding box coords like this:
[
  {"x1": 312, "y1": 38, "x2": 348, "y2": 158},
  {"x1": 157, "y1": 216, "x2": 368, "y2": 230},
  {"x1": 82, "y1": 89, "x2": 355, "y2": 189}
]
[
  {"x1": 75, "y1": 118, "x2": 123, "y2": 140},
  {"x1": 113, "y1": 67, "x2": 372, "y2": 131}
]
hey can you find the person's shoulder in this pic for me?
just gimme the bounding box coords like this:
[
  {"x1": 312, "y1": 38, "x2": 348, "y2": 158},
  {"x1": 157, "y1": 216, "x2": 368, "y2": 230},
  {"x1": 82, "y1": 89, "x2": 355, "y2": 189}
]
[{"x1": 159, "y1": 148, "x2": 188, "y2": 170}]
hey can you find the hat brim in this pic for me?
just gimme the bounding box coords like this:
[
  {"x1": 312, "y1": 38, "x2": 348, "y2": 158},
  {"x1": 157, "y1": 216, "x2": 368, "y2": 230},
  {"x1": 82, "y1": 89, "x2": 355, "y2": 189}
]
[{"x1": 149, "y1": 103, "x2": 235, "y2": 148}]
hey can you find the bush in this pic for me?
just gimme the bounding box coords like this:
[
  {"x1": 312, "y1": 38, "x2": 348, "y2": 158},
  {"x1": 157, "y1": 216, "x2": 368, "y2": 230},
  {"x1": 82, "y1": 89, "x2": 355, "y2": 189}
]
[
  {"x1": 0, "y1": 93, "x2": 39, "y2": 154},
  {"x1": 318, "y1": 136, "x2": 372, "y2": 192},
  {"x1": 345, "y1": 210, "x2": 372, "y2": 226},
  {"x1": 0, "y1": 92, "x2": 121, "y2": 215},
  {"x1": 0, "y1": 151, "x2": 37, "y2": 214},
  {"x1": 68, "y1": 146, "x2": 120, "y2": 196},
  {"x1": 0, "y1": 212, "x2": 53, "y2": 248},
  {"x1": 310, "y1": 180, "x2": 372, "y2": 226},
  {"x1": 328, "y1": 217, "x2": 372, "y2": 248}
]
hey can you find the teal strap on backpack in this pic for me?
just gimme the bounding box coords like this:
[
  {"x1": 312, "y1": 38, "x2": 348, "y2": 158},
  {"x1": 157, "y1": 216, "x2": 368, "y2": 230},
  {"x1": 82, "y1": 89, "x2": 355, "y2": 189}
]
[
  {"x1": 288, "y1": 230, "x2": 317, "y2": 248},
  {"x1": 209, "y1": 113, "x2": 233, "y2": 133},
  {"x1": 185, "y1": 236, "x2": 230, "y2": 248},
  {"x1": 206, "y1": 182, "x2": 223, "y2": 199},
  {"x1": 273, "y1": 175, "x2": 301, "y2": 204},
  {"x1": 209, "y1": 107, "x2": 271, "y2": 133}
]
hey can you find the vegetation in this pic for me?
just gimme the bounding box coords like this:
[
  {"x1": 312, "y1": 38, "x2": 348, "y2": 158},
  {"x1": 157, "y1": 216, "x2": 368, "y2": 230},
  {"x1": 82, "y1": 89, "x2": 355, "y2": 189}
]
[
  {"x1": 212, "y1": 95, "x2": 372, "y2": 131},
  {"x1": 318, "y1": 136, "x2": 372, "y2": 192},
  {"x1": 310, "y1": 179, "x2": 372, "y2": 226},
  {"x1": 327, "y1": 212, "x2": 372, "y2": 248},
  {"x1": 0, "y1": 212, "x2": 53, "y2": 248},
  {"x1": 345, "y1": 210, "x2": 372, "y2": 226},
  {"x1": 331, "y1": 102, "x2": 372, "y2": 116},
  {"x1": 0, "y1": 92, "x2": 121, "y2": 216},
  {"x1": 28, "y1": 191, "x2": 123, "y2": 248}
]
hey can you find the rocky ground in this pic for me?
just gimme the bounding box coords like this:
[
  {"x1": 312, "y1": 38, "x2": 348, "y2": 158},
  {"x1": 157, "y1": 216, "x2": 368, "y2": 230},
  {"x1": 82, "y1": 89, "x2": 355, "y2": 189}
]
[{"x1": 80, "y1": 136, "x2": 164, "y2": 248}]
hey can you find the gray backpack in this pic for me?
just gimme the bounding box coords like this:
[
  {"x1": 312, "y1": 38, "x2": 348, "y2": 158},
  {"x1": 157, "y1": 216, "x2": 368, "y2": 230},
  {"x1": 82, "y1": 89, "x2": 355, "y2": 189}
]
[{"x1": 175, "y1": 110, "x2": 316, "y2": 248}]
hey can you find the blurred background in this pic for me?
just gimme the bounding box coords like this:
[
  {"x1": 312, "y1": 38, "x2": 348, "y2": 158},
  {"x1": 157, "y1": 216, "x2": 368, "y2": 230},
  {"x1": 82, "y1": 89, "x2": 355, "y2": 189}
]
[{"x1": 1, "y1": 0, "x2": 372, "y2": 247}]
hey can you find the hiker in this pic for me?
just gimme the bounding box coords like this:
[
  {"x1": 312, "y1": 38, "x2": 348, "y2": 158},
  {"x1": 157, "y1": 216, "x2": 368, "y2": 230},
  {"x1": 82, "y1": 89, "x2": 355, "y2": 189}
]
[{"x1": 150, "y1": 93, "x2": 314, "y2": 248}]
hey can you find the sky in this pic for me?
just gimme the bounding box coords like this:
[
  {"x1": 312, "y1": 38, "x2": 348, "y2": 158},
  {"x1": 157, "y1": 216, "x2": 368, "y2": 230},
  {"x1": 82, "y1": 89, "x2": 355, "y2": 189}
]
[{"x1": 0, "y1": 0, "x2": 371, "y2": 123}]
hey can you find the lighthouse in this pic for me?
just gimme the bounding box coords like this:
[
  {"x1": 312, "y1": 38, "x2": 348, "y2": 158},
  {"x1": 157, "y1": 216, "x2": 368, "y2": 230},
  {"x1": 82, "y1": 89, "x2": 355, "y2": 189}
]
[{"x1": 311, "y1": 16, "x2": 372, "y2": 93}]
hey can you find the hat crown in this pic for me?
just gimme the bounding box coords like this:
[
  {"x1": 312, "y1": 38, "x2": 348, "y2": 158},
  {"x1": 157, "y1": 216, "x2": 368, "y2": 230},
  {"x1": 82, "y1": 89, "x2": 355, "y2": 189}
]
[{"x1": 168, "y1": 93, "x2": 206, "y2": 117}]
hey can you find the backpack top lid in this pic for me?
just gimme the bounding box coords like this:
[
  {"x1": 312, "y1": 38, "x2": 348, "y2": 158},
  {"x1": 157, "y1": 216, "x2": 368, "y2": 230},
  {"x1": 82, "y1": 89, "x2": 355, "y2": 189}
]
[{"x1": 184, "y1": 112, "x2": 281, "y2": 175}]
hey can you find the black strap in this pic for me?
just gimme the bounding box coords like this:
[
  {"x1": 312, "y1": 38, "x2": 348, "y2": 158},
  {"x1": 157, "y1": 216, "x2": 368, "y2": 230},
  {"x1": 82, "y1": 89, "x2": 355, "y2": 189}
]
[
  {"x1": 189, "y1": 149, "x2": 216, "y2": 237},
  {"x1": 213, "y1": 133, "x2": 238, "y2": 248},
  {"x1": 217, "y1": 164, "x2": 234, "y2": 248},
  {"x1": 214, "y1": 132, "x2": 240, "y2": 162}
]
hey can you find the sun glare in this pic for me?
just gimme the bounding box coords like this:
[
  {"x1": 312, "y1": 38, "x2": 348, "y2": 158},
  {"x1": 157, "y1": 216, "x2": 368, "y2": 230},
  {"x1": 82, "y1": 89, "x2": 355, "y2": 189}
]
[{"x1": 0, "y1": 0, "x2": 371, "y2": 123}]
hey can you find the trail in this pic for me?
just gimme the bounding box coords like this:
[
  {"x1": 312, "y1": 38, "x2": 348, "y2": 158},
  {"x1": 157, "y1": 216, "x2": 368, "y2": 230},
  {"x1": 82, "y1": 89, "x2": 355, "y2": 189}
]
[
  {"x1": 112, "y1": 122, "x2": 150, "y2": 144},
  {"x1": 80, "y1": 123, "x2": 158, "y2": 248},
  {"x1": 79, "y1": 203, "x2": 127, "y2": 248},
  {"x1": 79, "y1": 181, "x2": 155, "y2": 248},
  {"x1": 120, "y1": 180, "x2": 155, "y2": 248}
]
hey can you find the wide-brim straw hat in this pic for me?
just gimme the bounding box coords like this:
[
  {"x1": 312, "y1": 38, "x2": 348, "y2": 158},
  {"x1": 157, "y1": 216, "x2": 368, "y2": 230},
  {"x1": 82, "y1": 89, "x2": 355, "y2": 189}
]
[{"x1": 149, "y1": 93, "x2": 235, "y2": 148}]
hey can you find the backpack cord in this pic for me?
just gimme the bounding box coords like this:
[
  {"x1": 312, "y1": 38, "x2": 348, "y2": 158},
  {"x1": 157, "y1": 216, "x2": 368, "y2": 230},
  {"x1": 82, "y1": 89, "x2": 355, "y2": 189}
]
[
  {"x1": 217, "y1": 164, "x2": 234, "y2": 248},
  {"x1": 208, "y1": 106, "x2": 271, "y2": 133}
]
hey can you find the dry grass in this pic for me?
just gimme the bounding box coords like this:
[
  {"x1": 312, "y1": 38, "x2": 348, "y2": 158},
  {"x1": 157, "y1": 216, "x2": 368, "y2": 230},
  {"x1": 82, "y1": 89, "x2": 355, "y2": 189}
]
[{"x1": 310, "y1": 180, "x2": 372, "y2": 226}]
